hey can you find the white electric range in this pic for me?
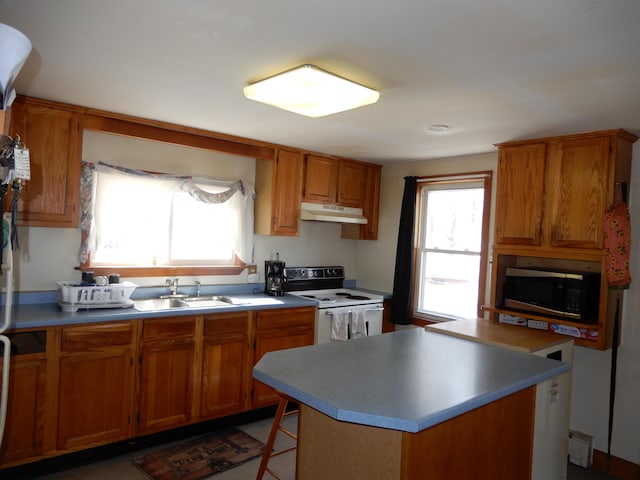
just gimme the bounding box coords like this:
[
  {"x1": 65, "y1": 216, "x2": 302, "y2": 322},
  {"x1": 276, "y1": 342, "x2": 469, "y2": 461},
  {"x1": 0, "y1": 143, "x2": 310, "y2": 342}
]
[{"x1": 284, "y1": 266, "x2": 384, "y2": 344}]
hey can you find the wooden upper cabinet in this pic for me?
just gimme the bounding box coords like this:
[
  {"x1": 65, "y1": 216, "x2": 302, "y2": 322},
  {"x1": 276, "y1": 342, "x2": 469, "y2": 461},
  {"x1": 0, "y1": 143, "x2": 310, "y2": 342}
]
[
  {"x1": 494, "y1": 143, "x2": 547, "y2": 246},
  {"x1": 9, "y1": 97, "x2": 81, "y2": 227},
  {"x1": 255, "y1": 148, "x2": 303, "y2": 236},
  {"x1": 337, "y1": 159, "x2": 367, "y2": 208},
  {"x1": 303, "y1": 155, "x2": 338, "y2": 203},
  {"x1": 302, "y1": 155, "x2": 371, "y2": 209},
  {"x1": 494, "y1": 129, "x2": 637, "y2": 252},
  {"x1": 546, "y1": 136, "x2": 611, "y2": 248},
  {"x1": 342, "y1": 162, "x2": 381, "y2": 240}
]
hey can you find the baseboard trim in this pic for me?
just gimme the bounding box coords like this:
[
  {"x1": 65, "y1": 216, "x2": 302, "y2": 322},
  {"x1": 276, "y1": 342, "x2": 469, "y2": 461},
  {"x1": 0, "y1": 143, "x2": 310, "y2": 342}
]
[{"x1": 592, "y1": 449, "x2": 640, "y2": 480}]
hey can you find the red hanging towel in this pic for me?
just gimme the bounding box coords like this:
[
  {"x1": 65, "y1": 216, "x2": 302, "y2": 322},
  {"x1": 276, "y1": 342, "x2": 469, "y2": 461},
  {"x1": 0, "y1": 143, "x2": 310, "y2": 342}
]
[{"x1": 603, "y1": 200, "x2": 632, "y2": 288}]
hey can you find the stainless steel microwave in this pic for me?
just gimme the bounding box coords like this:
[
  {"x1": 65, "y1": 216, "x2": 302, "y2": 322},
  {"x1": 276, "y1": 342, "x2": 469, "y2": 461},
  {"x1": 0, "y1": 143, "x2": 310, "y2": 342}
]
[{"x1": 502, "y1": 267, "x2": 601, "y2": 324}]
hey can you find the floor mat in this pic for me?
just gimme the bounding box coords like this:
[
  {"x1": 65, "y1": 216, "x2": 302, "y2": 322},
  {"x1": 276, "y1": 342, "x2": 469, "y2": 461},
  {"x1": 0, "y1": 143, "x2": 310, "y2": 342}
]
[{"x1": 133, "y1": 427, "x2": 264, "y2": 480}]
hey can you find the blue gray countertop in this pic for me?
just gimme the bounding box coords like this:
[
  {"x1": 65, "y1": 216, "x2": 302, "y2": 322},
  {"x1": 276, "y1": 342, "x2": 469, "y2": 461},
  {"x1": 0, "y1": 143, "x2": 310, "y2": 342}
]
[
  {"x1": 253, "y1": 328, "x2": 570, "y2": 433},
  {"x1": 7, "y1": 291, "x2": 316, "y2": 330},
  {"x1": 6, "y1": 282, "x2": 391, "y2": 330}
]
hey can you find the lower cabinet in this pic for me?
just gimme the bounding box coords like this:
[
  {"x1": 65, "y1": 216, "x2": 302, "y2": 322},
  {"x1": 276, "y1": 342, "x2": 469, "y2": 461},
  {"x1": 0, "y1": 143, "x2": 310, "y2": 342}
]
[
  {"x1": 57, "y1": 322, "x2": 136, "y2": 451},
  {"x1": 200, "y1": 311, "x2": 250, "y2": 419},
  {"x1": 0, "y1": 305, "x2": 316, "y2": 469},
  {"x1": 136, "y1": 316, "x2": 196, "y2": 435},
  {"x1": 253, "y1": 307, "x2": 315, "y2": 408},
  {"x1": 0, "y1": 353, "x2": 47, "y2": 464}
]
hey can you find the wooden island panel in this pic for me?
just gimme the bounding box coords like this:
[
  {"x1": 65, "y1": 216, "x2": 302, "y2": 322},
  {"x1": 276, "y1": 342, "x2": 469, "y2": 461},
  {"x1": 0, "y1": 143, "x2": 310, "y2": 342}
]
[{"x1": 297, "y1": 386, "x2": 536, "y2": 480}]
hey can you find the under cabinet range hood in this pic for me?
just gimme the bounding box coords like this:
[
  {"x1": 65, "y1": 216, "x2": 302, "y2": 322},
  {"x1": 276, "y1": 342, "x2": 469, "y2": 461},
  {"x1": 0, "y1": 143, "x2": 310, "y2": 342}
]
[{"x1": 300, "y1": 202, "x2": 368, "y2": 224}]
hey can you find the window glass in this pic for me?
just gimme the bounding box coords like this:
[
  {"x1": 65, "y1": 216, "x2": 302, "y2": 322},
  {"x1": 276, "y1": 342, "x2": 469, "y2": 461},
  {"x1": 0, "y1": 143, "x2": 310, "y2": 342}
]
[
  {"x1": 414, "y1": 177, "x2": 490, "y2": 320},
  {"x1": 88, "y1": 164, "x2": 252, "y2": 267}
]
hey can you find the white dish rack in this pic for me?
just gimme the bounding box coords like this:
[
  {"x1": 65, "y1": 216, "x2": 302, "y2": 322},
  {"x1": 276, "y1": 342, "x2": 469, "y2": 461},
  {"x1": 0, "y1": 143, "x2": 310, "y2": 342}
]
[{"x1": 57, "y1": 281, "x2": 137, "y2": 312}]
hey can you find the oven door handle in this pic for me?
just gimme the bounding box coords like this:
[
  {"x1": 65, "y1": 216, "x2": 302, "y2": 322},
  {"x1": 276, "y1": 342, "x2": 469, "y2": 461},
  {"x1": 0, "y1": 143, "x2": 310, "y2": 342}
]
[{"x1": 324, "y1": 307, "x2": 383, "y2": 315}]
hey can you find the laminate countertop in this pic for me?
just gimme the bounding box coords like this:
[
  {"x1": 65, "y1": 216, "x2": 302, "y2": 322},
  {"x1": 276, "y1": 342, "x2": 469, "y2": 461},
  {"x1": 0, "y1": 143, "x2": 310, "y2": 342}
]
[
  {"x1": 7, "y1": 293, "x2": 316, "y2": 330},
  {"x1": 253, "y1": 328, "x2": 569, "y2": 433},
  {"x1": 426, "y1": 317, "x2": 574, "y2": 353}
]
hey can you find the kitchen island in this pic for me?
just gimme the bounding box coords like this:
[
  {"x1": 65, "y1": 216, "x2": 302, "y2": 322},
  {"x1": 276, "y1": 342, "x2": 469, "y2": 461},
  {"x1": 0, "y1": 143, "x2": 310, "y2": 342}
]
[{"x1": 253, "y1": 328, "x2": 570, "y2": 480}]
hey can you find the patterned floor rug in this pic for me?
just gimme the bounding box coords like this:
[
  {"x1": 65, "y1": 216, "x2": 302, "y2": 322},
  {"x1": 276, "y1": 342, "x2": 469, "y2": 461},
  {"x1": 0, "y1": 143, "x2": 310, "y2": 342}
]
[{"x1": 133, "y1": 427, "x2": 264, "y2": 480}]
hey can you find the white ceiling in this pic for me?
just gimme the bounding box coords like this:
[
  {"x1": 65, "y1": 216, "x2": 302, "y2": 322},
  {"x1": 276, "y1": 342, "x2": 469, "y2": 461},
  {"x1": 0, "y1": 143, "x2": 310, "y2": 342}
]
[{"x1": 2, "y1": 0, "x2": 640, "y2": 164}]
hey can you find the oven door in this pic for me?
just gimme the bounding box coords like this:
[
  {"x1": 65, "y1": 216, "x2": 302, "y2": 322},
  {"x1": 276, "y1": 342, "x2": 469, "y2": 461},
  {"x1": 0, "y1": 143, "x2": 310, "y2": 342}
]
[{"x1": 316, "y1": 303, "x2": 384, "y2": 344}]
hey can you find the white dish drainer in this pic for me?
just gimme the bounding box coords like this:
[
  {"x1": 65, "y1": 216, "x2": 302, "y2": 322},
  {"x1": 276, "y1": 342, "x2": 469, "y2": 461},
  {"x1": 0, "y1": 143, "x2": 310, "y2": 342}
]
[{"x1": 57, "y1": 281, "x2": 137, "y2": 312}]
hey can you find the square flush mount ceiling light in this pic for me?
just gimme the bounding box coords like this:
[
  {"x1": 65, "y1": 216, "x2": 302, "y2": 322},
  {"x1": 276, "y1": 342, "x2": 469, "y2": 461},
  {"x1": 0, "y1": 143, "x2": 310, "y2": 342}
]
[{"x1": 243, "y1": 64, "x2": 380, "y2": 118}]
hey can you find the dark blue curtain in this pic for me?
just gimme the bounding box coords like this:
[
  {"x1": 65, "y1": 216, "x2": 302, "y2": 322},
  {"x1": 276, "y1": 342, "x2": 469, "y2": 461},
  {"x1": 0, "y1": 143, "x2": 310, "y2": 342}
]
[{"x1": 391, "y1": 176, "x2": 418, "y2": 324}]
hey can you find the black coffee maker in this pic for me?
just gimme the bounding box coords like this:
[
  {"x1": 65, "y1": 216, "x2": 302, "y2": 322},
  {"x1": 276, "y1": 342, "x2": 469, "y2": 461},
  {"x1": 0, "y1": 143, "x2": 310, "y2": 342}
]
[{"x1": 264, "y1": 257, "x2": 287, "y2": 296}]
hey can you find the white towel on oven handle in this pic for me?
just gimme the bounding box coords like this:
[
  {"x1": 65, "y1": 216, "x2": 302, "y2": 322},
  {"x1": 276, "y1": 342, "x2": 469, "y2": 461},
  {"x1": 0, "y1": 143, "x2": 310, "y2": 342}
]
[
  {"x1": 331, "y1": 310, "x2": 350, "y2": 341},
  {"x1": 350, "y1": 308, "x2": 368, "y2": 339}
]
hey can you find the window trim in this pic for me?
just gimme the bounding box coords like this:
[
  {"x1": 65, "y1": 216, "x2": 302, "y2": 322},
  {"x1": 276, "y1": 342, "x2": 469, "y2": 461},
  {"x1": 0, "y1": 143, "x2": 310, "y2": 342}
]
[
  {"x1": 411, "y1": 171, "x2": 492, "y2": 324},
  {"x1": 78, "y1": 163, "x2": 254, "y2": 277},
  {"x1": 78, "y1": 254, "x2": 248, "y2": 277}
]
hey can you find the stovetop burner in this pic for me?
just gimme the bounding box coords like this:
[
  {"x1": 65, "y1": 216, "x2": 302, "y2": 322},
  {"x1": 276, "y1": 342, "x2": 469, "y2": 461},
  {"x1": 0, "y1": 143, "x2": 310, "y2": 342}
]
[{"x1": 335, "y1": 292, "x2": 370, "y2": 300}]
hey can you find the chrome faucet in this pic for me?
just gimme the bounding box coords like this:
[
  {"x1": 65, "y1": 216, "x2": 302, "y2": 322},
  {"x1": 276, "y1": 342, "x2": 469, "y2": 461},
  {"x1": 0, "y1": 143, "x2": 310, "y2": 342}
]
[
  {"x1": 195, "y1": 280, "x2": 201, "y2": 297},
  {"x1": 166, "y1": 278, "x2": 179, "y2": 296}
]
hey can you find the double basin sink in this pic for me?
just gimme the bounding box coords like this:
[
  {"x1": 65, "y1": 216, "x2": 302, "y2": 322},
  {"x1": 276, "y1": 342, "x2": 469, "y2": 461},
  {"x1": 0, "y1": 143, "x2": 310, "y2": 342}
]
[{"x1": 134, "y1": 295, "x2": 248, "y2": 312}]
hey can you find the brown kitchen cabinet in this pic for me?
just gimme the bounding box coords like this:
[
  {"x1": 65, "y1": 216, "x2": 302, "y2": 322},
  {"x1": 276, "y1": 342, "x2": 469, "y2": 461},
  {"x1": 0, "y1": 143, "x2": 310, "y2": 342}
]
[
  {"x1": 342, "y1": 162, "x2": 381, "y2": 240},
  {"x1": 302, "y1": 155, "x2": 371, "y2": 209},
  {"x1": 9, "y1": 96, "x2": 82, "y2": 228},
  {"x1": 490, "y1": 129, "x2": 638, "y2": 350},
  {"x1": 255, "y1": 148, "x2": 304, "y2": 236},
  {"x1": 337, "y1": 159, "x2": 367, "y2": 208},
  {"x1": 137, "y1": 316, "x2": 196, "y2": 435},
  {"x1": 303, "y1": 154, "x2": 338, "y2": 203},
  {"x1": 57, "y1": 321, "x2": 136, "y2": 451},
  {"x1": 200, "y1": 311, "x2": 251, "y2": 419},
  {"x1": 0, "y1": 345, "x2": 47, "y2": 466},
  {"x1": 252, "y1": 307, "x2": 315, "y2": 408},
  {"x1": 494, "y1": 129, "x2": 636, "y2": 252}
]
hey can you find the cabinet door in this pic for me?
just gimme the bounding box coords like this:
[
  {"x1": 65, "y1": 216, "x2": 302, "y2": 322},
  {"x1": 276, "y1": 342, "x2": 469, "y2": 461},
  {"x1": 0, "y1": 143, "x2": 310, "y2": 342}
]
[
  {"x1": 342, "y1": 163, "x2": 381, "y2": 240},
  {"x1": 137, "y1": 317, "x2": 196, "y2": 434},
  {"x1": 546, "y1": 136, "x2": 611, "y2": 248},
  {"x1": 272, "y1": 149, "x2": 303, "y2": 235},
  {"x1": 57, "y1": 322, "x2": 135, "y2": 451},
  {"x1": 137, "y1": 341, "x2": 195, "y2": 433},
  {"x1": 9, "y1": 98, "x2": 81, "y2": 227},
  {"x1": 337, "y1": 160, "x2": 367, "y2": 207},
  {"x1": 200, "y1": 312, "x2": 250, "y2": 418},
  {"x1": 0, "y1": 355, "x2": 46, "y2": 465},
  {"x1": 303, "y1": 155, "x2": 338, "y2": 203},
  {"x1": 494, "y1": 143, "x2": 547, "y2": 245},
  {"x1": 253, "y1": 308, "x2": 314, "y2": 407},
  {"x1": 58, "y1": 350, "x2": 134, "y2": 450}
]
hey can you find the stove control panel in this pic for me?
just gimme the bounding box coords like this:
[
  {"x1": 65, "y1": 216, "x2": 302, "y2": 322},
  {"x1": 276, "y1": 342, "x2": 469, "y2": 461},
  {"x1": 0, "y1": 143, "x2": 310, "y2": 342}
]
[{"x1": 284, "y1": 266, "x2": 345, "y2": 281}]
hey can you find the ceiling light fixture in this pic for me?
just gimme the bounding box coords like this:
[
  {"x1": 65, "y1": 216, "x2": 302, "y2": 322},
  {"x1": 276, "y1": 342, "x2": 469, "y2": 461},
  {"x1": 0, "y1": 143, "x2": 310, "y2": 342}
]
[{"x1": 243, "y1": 64, "x2": 380, "y2": 118}]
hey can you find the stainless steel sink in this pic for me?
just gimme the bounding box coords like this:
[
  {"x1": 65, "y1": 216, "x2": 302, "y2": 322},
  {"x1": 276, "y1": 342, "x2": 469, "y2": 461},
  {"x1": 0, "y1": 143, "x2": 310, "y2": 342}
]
[
  {"x1": 134, "y1": 297, "x2": 189, "y2": 311},
  {"x1": 134, "y1": 295, "x2": 245, "y2": 312},
  {"x1": 180, "y1": 295, "x2": 236, "y2": 308}
]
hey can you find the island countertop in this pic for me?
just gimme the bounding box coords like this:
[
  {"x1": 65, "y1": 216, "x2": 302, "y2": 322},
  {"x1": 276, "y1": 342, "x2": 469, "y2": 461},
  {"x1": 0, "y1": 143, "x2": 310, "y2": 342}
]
[{"x1": 253, "y1": 328, "x2": 570, "y2": 433}]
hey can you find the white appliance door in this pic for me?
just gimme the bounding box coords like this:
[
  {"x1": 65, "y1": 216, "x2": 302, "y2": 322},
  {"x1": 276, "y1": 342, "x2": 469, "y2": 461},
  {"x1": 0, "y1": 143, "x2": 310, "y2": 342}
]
[{"x1": 316, "y1": 304, "x2": 383, "y2": 344}]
